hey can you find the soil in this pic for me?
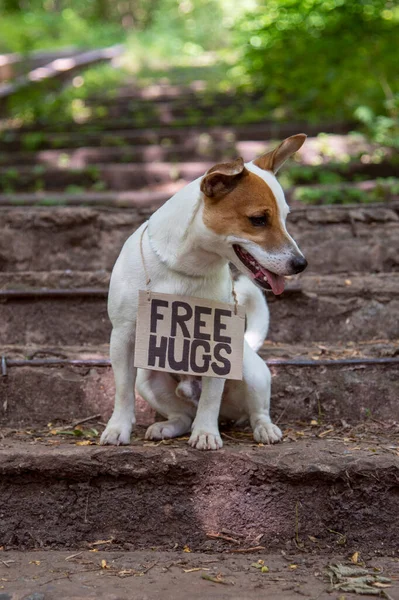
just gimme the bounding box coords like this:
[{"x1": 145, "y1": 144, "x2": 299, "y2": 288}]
[{"x1": 1, "y1": 550, "x2": 399, "y2": 600}]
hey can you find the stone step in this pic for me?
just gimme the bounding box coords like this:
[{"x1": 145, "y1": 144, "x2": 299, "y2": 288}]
[
  {"x1": 0, "y1": 161, "x2": 397, "y2": 195},
  {"x1": 0, "y1": 134, "x2": 385, "y2": 168},
  {"x1": 1, "y1": 203, "x2": 398, "y2": 274},
  {"x1": 0, "y1": 161, "x2": 216, "y2": 192},
  {"x1": 0, "y1": 272, "x2": 398, "y2": 345},
  {"x1": 0, "y1": 433, "x2": 398, "y2": 553},
  {"x1": 0, "y1": 122, "x2": 354, "y2": 151},
  {"x1": 1, "y1": 341, "x2": 398, "y2": 428},
  {"x1": 4, "y1": 548, "x2": 399, "y2": 599}
]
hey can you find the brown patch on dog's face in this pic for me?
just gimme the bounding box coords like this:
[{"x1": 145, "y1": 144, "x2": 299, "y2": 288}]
[{"x1": 202, "y1": 169, "x2": 290, "y2": 252}]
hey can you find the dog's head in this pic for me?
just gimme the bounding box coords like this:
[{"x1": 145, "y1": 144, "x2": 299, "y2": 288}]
[{"x1": 200, "y1": 134, "x2": 307, "y2": 295}]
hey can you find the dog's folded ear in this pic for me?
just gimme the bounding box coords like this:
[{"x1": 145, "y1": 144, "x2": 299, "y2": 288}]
[
  {"x1": 254, "y1": 133, "x2": 307, "y2": 174},
  {"x1": 201, "y1": 157, "x2": 247, "y2": 199}
]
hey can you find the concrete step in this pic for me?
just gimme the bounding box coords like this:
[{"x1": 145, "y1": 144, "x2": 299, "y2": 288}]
[
  {"x1": 0, "y1": 272, "x2": 398, "y2": 345},
  {"x1": 0, "y1": 432, "x2": 398, "y2": 553},
  {"x1": 1, "y1": 203, "x2": 398, "y2": 274},
  {"x1": 1, "y1": 341, "x2": 398, "y2": 428}
]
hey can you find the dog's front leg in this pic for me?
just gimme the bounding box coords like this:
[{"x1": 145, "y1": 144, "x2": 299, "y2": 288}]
[
  {"x1": 100, "y1": 325, "x2": 136, "y2": 445},
  {"x1": 188, "y1": 377, "x2": 225, "y2": 450}
]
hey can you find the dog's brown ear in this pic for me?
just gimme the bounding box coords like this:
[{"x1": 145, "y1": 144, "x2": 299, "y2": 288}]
[
  {"x1": 201, "y1": 157, "x2": 247, "y2": 199},
  {"x1": 254, "y1": 133, "x2": 307, "y2": 174}
]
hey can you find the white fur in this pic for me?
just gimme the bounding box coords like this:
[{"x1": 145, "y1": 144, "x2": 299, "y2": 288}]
[{"x1": 100, "y1": 157, "x2": 303, "y2": 449}]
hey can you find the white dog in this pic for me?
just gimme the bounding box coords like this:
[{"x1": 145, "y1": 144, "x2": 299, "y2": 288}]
[{"x1": 100, "y1": 134, "x2": 307, "y2": 450}]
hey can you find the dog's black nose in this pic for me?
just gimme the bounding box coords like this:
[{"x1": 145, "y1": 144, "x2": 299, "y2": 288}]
[{"x1": 290, "y1": 255, "x2": 308, "y2": 274}]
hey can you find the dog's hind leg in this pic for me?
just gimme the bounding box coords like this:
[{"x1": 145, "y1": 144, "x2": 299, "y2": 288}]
[
  {"x1": 137, "y1": 370, "x2": 195, "y2": 440},
  {"x1": 242, "y1": 344, "x2": 282, "y2": 444},
  {"x1": 100, "y1": 324, "x2": 136, "y2": 445}
]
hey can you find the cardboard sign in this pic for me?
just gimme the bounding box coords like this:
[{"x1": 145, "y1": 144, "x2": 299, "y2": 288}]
[{"x1": 134, "y1": 290, "x2": 245, "y2": 380}]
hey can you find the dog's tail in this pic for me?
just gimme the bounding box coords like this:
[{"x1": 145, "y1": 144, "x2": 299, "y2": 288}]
[{"x1": 234, "y1": 275, "x2": 269, "y2": 352}]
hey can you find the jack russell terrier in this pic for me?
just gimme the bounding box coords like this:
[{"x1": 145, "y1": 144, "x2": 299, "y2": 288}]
[{"x1": 100, "y1": 134, "x2": 308, "y2": 450}]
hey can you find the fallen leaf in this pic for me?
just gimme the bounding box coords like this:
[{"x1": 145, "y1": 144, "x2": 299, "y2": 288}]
[
  {"x1": 289, "y1": 564, "x2": 298, "y2": 570},
  {"x1": 29, "y1": 560, "x2": 41, "y2": 566},
  {"x1": 183, "y1": 545, "x2": 191, "y2": 553},
  {"x1": 76, "y1": 440, "x2": 95, "y2": 446},
  {"x1": 351, "y1": 552, "x2": 359, "y2": 564},
  {"x1": 310, "y1": 420, "x2": 318, "y2": 426},
  {"x1": 372, "y1": 582, "x2": 392, "y2": 589},
  {"x1": 327, "y1": 562, "x2": 392, "y2": 596},
  {"x1": 101, "y1": 559, "x2": 108, "y2": 569},
  {"x1": 308, "y1": 536, "x2": 318, "y2": 543}
]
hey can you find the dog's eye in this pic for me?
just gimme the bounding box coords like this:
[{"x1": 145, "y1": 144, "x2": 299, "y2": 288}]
[{"x1": 249, "y1": 214, "x2": 268, "y2": 227}]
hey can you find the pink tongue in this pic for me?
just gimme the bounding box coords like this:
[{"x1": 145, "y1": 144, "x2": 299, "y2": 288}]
[{"x1": 255, "y1": 268, "x2": 285, "y2": 295}]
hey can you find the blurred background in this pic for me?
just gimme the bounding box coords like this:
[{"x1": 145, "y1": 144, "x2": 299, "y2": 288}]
[{"x1": 0, "y1": 0, "x2": 398, "y2": 202}]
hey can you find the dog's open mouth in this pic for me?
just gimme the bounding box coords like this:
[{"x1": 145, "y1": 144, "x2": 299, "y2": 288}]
[{"x1": 233, "y1": 244, "x2": 285, "y2": 295}]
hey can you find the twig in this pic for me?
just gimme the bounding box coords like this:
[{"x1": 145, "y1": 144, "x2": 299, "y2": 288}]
[
  {"x1": 1, "y1": 559, "x2": 15, "y2": 568},
  {"x1": 220, "y1": 432, "x2": 248, "y2": 443},
  {"x1": 64, "y1": 414, "x2": 102, "y2": 430},
  {"x1": 275, "y1": 404, "x2": 288, "y2": 425},
  {"x1": 226, "y1": 546, "x2": 265, "y2": 553},
  {"x1": 90, "y1": 538, "x2": 114, "y2": 547},
  {"x1": 65, "y1": 551, "x2": 83, "y2": 561},
  {"x1": 84, "y1": 492, "x2": 90, "y2": 523},
  {"x1": 39, "y1": 567, "x2": 104, "y2": 586},
  {"x1": 201, "y1": 574, "x2": 230, "y2": 585},
  {"x1": 295, "y1": 501, "x2": 303, "y2": 549},
  {"x1": 206, "y1": 532, "x2": 241, "y2": 545},
  {"x1": 142, "y1": 561, "x2": 158, "y2": 574}
]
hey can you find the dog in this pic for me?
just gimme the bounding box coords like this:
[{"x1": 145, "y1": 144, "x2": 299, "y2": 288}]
[{"x1": 100, "y1": 134, "x2": 307, "y2": 450}]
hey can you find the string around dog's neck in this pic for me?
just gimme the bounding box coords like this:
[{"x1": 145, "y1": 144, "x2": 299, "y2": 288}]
[{"x1": 139, "y1": 223, "x2": 238, "y2": 315}]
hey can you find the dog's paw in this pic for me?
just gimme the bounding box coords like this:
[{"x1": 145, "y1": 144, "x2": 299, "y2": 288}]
[
  {"x1": 145, "y1": 417, "x2": 191, "y2": 440},
  {"x1": 188, "y1": 429, "x2": 223, "y2": 450},
  {"x1": 100, "y1": 418, "x2": 132, "y2": 446},
  {"x1": 253, "y1": 421, "x2": 282, "y2": 445}
]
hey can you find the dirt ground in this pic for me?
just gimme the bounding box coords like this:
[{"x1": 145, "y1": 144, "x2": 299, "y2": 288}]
[{"x1": 0, "y1": 550, "x2": 398, "y2": 600}]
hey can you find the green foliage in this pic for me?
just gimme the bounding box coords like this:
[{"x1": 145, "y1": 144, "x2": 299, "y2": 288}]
[
  {"x1": 234, "y1": 0, "x2": 399, "y2": 125},
  {"x1": 354, "y1": 94, "x2": 399, "y2": 148},
  {"x1": 0, "y1": 9, "x2": 124, "y2": 53},
  {"x1": 7, "y1": 63, "x2": 126, "y2": 125},
  {"x1": 294, "y1": 177, "x2": 399, "y2": 204}
]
